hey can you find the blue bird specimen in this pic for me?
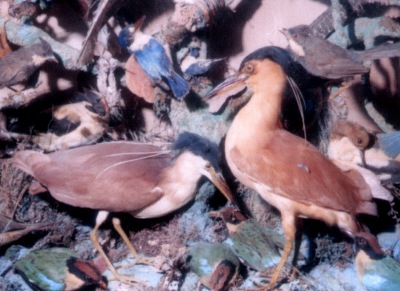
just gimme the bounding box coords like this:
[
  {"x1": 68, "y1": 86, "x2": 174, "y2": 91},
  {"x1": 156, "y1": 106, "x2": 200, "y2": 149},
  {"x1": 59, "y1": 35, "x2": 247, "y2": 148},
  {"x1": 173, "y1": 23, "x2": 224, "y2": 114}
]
[
  {"x1": 184, "y1": 242, "x2": 240, "y2": 291},
  {"x1": 355, "y1": 232, "x2": 400, "y2": 291},
  {"x1": 118, "y1": 17, "x2": 190, "y2": 100},
  {"x1": 14, "y1": 247, "x2": 107, "y2": 291},
  {"x1": 181, "y1": 46, "x2": 224, "y2": 76}
]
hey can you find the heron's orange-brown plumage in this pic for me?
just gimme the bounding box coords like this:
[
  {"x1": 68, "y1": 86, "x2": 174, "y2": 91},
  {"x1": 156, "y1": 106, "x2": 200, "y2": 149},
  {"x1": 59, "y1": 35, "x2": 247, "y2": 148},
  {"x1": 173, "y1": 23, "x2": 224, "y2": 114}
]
[
  {"x1": 13, "y1": 141, "x2": 171, "y2": 213},
  {"x1": 205, "y1": 48, "x2": 379, "y2": 288},
  {"x1": 229, "y1": 130, "x2": 375, "y2": 216},
  {"x1": 224, "y1": 59, "x2": 376, "y2": 224}
]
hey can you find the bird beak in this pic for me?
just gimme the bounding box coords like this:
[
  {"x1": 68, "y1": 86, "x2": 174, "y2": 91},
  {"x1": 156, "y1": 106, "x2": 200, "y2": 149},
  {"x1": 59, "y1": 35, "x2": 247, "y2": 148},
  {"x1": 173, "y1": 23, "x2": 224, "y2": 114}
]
[
  {"x1": 279, "y1": 28, "x2": 289, "y2": 37},
  {"x1": 47, "y1": 55, "x2": 59, "y2": 63},
  {"x1": 206, "y1": 166, "x2": 239, "y2": 207},
  {"x1": 134, "y1": 16, "x2": 146, "y2": 31},
  {"x1": 279, "y1": 28, "x2": 292, "y2": 40},
  {"x1": 204, "y1": 73, "x2": 249, "y2": 103},
  {"x1": 208, "y1": 210, "x2": 221, "y2": 219}
]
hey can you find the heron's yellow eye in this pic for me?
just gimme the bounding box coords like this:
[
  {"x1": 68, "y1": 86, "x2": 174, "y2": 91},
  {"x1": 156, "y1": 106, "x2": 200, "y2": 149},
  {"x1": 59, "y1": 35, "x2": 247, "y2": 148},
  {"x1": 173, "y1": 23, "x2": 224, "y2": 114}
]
[{"x1": 244, "y1": 64, "x2": 254, "y2": 73}]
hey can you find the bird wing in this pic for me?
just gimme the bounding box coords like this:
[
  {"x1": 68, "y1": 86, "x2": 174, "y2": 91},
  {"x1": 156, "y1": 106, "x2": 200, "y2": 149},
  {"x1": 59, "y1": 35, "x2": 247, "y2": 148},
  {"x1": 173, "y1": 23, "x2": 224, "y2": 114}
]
[
  {"x1": 230, "y1": 220, "x2": 280, "y2": 270},
  {"x1": 301, "y1": 39, "x2": 369, "y2": 79},
  {"x1": 230, "y1": 130, "x2": 375, "y2": 215},
  {"x1": 14, "y1": 142, "x2": 172, "y2": 212},
  {"x1": 321, "y1": 59, "x2": 369, "y2": 79},
  {"x1": 133, "y1": 38, "x2": 172, "y2": 82},
  {"x1": 0, "y1": 48, "x2": 33, "y2": 87}
]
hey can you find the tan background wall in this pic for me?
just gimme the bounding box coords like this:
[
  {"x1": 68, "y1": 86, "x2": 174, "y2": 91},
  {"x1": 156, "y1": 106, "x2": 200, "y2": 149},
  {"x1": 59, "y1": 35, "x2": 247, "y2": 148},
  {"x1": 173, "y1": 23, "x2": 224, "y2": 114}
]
[{"x1": 144, "y1": 0, "x2": 328, "y2": 68}]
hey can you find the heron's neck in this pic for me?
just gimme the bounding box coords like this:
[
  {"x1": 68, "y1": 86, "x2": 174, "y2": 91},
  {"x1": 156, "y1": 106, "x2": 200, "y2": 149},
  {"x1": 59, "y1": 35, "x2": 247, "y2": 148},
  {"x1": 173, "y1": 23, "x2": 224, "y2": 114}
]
[
  {"x1": 160, "y1": 152, "x2": 203, "y2": 203},
  {"x1": 228, "y1": 63, "x2": 286, "y2": 146},
  {"x1": 133, "y1": 152, "x2": 203, "y2": 219}
]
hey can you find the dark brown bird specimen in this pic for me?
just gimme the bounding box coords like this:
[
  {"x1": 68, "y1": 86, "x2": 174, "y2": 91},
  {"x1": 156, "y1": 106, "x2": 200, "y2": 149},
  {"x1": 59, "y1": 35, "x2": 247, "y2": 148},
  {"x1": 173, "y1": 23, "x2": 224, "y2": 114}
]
[
  {"x1": 0, "y1": 38, "x2": 57, "y2": 89},
  {"x1": 13, "y1": 132, "x2": 235, "y2": 286},
  {"x1": 328, "y1": 120, "x2": 400, "y2": 184},
  {"x1": 205, "y1": 47, "x2": 378, "y2": 288},
  {"x1": 281, "y1": 25, "x2": 400, "y2": 80},
  {"x1": 328, "y1": 120, "x2": 393, "y2": 202}
]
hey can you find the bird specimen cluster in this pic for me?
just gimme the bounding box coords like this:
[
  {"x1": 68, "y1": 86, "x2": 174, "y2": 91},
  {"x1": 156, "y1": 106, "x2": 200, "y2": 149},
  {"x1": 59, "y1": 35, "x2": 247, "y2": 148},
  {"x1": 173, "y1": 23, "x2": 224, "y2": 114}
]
[{"x1": 0, "y1": 0, "x2": 400, "y2": 290}]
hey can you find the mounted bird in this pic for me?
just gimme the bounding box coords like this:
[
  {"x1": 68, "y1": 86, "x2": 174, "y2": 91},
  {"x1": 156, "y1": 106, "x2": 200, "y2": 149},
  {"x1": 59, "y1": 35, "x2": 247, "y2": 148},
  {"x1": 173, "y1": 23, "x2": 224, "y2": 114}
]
[
  {"x1": 204, "y1": 47, "x2": 379, "y2": 288},
  {"x1": 0, "y1": 38, "x2": 57, "y2": 89},
  {"x1": 281, "y1": 24, "x2": 400, "y2": 80},
  {"x1": 118, "y1": 16, "x2": 190, "y2": 100},
  {"x1": 13, "y1": 132, "x2": 236, "y2": 287}
]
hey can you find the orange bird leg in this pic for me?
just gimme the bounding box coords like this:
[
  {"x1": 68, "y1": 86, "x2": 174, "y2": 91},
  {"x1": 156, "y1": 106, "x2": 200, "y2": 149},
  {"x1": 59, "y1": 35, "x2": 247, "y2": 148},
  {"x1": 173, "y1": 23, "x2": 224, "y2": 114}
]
[
  {"x1": 112, "y1": 217, "x2": 156, "y2": 267},
  {"x1": 90, "y1": 211, "x2": 147, "y2": 286},
  {"x1": 269, "y1": 214, "x2": 296, "y2": 288},
  {"x1": 204, "y1": 47, "x2": 378, "y2": 289}
]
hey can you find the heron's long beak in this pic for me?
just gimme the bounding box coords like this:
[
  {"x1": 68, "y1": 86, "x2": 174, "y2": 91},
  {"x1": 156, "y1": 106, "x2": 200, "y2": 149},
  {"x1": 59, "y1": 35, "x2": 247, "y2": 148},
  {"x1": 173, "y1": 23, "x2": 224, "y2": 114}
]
[
  {"x1": 203, "y1": 73, "x2": 249, "y2": 113},
  {"x1": 279, "y1": 28, "x2": 289, "y2": 38},
  {"x1": 208, "y1": 209, "x2": 221, "y2": 219},
  {"x1": 207, "y1": 166, "x2": 239, "y2": 207},
  {"x1": 204, "y1": 73, "x2": 249, "y2": 101},
  {"x1": 47, "y1": 55, "x2": 59, "y2": 63}
]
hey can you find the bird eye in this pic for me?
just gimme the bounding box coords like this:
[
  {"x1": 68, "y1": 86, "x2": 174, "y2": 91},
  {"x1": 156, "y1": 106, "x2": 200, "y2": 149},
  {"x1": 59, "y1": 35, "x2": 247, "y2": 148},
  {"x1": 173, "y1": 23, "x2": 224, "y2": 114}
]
[
  {"x1": 293, "y1": 33, "x2": 298, "y2": 38},
  {"x1": 358, "y1": 237, "x2": 366, "y2": 245},
  {"x1": 245, "y1": 64, "x2": 254, "y2": 73},
  {"x1": 357, "y1": 138, "x2": 362, "y2": 144},
  {"x1": 205, "y1": 162, "x2": 211, "y2": 169}
]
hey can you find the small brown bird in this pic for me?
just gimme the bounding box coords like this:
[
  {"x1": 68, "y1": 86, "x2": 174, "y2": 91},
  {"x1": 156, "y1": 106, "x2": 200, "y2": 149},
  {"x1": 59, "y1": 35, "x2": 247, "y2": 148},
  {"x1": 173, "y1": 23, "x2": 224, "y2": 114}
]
[
  {"x1": 328, "y1": 120, "x2": 400, "y2": 184},
  {"x1": 205, "y1": 47, "x2": 378, "y2": 288},
  {"x1": 281, "y1": 25, "x2": 400, "y2": 80},
  {"x1": 0, "y1": 38, "x2": 57, "y2": 89},
  {"x1": 328, "y1": 119, "x2": 372, "y2": 168},
  {"x1": 13, "y1": 132, "x2": 236, "y2": 286}
]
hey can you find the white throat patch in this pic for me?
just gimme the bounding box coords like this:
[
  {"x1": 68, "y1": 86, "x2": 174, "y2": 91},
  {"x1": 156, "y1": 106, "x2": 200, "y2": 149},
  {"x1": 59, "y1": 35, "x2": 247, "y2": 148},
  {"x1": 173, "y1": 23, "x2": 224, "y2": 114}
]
[
  {"x1": 288, "y1": 39, "x2": 305, "y2": 57},
  {"x1": 32, "y1": 55, "x2": 48, "y2": 66}
]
